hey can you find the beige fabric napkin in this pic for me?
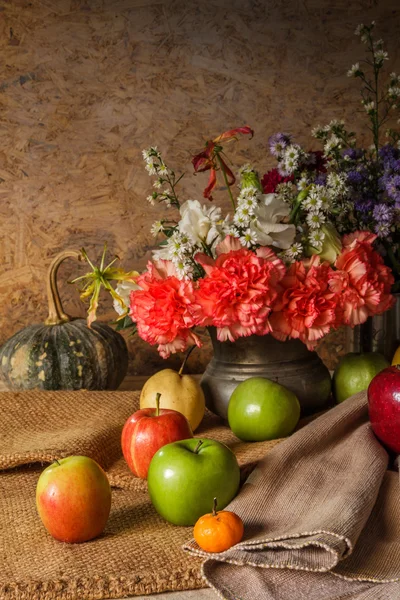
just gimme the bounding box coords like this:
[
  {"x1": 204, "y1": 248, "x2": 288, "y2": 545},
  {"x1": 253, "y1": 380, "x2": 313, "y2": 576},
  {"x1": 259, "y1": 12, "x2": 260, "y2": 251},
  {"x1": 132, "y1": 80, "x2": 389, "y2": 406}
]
[{"x1": 184, "y1": 391, "x2": 400, "y2": 599}]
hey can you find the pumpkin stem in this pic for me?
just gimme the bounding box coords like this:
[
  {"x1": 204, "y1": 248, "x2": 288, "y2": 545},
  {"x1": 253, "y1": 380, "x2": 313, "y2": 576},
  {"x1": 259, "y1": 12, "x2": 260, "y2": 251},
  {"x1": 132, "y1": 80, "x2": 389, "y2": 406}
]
[
  {"x1": 45, "y1": 250, "x2": 83, "y2": 325},
  {"x1": 179, "y1": 345, "x2": 196, "y2": 376},
  {"x1": 155, "y1": 392, "x2": 161, "y2": 417},
  {"x1": 212, "y1": 497, "x2": 217, "y2": 517},
  {"x1": 193, "y1": 439, "x2": 203, "y2": 454}
]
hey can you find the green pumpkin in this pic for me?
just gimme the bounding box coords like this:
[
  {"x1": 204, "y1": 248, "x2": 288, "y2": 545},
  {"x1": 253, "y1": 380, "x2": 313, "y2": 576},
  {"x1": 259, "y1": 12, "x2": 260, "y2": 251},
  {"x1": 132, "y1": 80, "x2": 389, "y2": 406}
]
[{"x1": 0, "y1": 251, "x2": 128, "y2": 391}]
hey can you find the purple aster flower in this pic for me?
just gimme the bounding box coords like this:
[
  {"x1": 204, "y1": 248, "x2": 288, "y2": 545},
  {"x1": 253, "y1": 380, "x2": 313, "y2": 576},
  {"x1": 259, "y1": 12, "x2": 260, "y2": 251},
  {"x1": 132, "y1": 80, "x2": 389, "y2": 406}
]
[
  {"x1": 342, "y1": 148, "x2": 363, "y2": 160},
  {"x1": 268, "y1": 133, "x2": 291, "y2": 157},
  {"x1": 373, "y1": 203, "x2": 394, "y2": 224},
  {"x1": 314, "y1": 173, "x2": 327, "y2": 185},
  {"x1": 386, "y1": 174, "x2": 400, "y2": 202},
  {"x1": 347, "y1": 170, "x2": 365, "y2": 185},
  {"x1": 379, "y1": 144, "x2": 397, "y2": 161},
  {"x1": 374, "y1": 222, "x2": 391, "y2": 238},
  {"x1": 355, "y1": 197, "x2": 375, "y2": 213}
]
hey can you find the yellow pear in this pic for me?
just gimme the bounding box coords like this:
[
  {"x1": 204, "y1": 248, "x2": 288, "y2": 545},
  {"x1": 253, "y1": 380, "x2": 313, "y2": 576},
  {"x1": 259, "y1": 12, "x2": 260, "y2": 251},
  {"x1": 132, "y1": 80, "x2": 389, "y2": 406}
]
[{"x1": 140, "y1": 354, "x2": 205, "y2": 431}]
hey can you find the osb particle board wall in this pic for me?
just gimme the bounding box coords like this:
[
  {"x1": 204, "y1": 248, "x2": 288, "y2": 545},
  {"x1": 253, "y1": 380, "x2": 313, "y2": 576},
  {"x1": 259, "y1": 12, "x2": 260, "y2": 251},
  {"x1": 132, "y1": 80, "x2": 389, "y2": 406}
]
[{"x1": 0, "y1": 0, "x2": 399, "y2": 375}]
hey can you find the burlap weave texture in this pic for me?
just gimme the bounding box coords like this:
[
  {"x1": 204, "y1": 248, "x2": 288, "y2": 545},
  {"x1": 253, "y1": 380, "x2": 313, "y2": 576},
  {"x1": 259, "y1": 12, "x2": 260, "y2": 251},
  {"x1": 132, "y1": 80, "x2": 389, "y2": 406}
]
[
  {"x1": 184, "y1": 391, "x2": 400, "y2": 600},
  {"x1": 0, "y1": 389, "x2": 281, "y2": 600}
]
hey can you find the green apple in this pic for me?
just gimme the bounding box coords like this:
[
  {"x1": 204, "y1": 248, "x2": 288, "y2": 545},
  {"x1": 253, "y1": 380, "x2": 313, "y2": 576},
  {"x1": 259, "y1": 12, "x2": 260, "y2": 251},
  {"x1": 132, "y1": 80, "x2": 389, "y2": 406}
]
[
  {"x1": 333, "y1": 352, "x2": 390, "y2": 403},
  {"x1": 147, "y1": 438, "x2": 240, "y2": 526},
  {"x1": 228, "y1": 377, "x2": 300, "y2": 441}
]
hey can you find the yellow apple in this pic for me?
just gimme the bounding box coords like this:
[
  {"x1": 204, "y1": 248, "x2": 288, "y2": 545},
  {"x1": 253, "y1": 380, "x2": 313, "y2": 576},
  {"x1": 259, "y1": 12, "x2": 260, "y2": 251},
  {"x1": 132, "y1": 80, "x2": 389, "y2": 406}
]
[{"x1": 140, "y1": 369, "x2": 205, "y2": 431}]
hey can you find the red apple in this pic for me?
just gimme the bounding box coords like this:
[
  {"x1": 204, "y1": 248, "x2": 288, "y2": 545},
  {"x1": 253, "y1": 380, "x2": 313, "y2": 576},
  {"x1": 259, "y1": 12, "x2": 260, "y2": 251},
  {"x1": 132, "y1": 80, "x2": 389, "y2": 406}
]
[
  {"x1": 368, "y1": 365, "x2": 400, "y2": 454},
  {"x1": 36, "y1": 455, "x2": 111, "y2": 543},
  {"x1": 121, "y1": 392, "x2": 193, "y2": 479}
]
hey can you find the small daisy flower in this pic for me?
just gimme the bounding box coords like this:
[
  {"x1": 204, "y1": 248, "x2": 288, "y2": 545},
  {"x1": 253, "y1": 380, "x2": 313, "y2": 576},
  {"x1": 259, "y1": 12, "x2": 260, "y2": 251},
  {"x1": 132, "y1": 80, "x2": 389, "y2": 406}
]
[
  {"x1": 347, "y1": 63, "x2": 361, "y2": 77},
  {"x1": 319, "y1": 190, "x2": 332, "y2": 212},
  {"x1": 158, "y1": 164, "x2": 168, "y2": 175},
  {"x1": 309, "y1": 229, "x2": 326, "y2": 248},
  {"x1": 172, "y1": 259, "x2": 194, "y2": 280},
  {"x1": 302, "y1": 189, "x2": 322, "y2": 211},
  {"x1": 240, "y1": 229, "x2": 257, "y2": 248},
  {"x1": 150, "y1": 221, "x2": 164, "y2": 236},
  {"x1": 145, "y1": 162, "x2": 157, "y2": 176},
  {"x1": 153, "y1": 178, "x2": 163, "y2": 189},
  {"x1": 234, "y1": 206, "x2": 252, "y2": 226},
  {"x1": 284, "y1": 242, "x2": 303, "y2": 261},
  {"x1": 306, "y1": 211, "x2": 326, "y2": 229},
  {"x1": 146, "y1": 194, "x2": 156, "y2": 206},
  {"x1": 375, "y1": 49, "x2": 389, "y2": 64}
]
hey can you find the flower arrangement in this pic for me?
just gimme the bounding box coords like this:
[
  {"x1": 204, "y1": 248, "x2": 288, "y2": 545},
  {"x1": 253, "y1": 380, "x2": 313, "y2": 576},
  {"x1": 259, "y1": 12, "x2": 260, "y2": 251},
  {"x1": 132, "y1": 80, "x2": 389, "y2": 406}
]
[{"x1": 75, "y1": 22, "x2": 397, "y2": 360}]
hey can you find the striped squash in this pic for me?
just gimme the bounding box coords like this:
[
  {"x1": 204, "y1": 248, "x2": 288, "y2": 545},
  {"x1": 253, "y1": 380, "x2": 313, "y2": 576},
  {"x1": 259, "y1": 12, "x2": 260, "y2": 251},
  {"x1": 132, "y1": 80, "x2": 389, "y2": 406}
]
[{"x1": 0, "y1": 251, "x2": 128, "y2": 391}]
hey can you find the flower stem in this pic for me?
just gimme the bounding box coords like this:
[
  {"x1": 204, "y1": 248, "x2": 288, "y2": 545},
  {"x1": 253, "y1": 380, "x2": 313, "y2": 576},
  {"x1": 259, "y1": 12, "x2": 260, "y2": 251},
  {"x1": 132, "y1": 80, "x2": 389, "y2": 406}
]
[{"x1": 216, "y1": 154, "x2": 236, "y2": 210}]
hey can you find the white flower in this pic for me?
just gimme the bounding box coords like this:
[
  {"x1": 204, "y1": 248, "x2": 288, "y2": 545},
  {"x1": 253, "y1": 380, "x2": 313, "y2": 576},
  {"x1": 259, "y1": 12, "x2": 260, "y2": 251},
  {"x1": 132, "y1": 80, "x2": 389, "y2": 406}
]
[
  {"x1": 297, "y1": 176, "x2": 309, "y2": 191},
  {"x1": 319, "y1": 189, "x2": 332, "y2": 212},
  {"x1": 145, "y1": 162, "x2": 157, "y2": 175},
  {"x1": 355, "y1": 23, "x2": 364, "y2": 36},
  {"x1": 248, "y1": 193, "x2": 296, "y2": 249},
  {"x1": 302, "y1": 188, "x2": 322, "y2": 211},
  {"x1": 146, "y1": 194, "x2": 156, "y2": 206},
  {"x1": 142, "y1": 148, "x2": 152, "y2": 160},
  {"x1": 309, "y1": 229, "x2": 326, "y2": 249},
  {"x1": 327, "y1": 172, "x2": 348, "y2": 196},
  {"x1": 375, "y1": 49, "x2": 389, "y2": 64},
  {"x1": 240, "y1": 229, "x2": 257, "y2": 248},
  {"x1": 306, "y1": 211, "x2": 326, "y2": 229},
  {"x1": 151, "y1": 221, "x2": 164, "y2": 236},
  {"x1": 172, "y1": 259, "x2": 194, "y2": 280},
  {"x1": 234, "y1": 205, "x2": 253, "y2": 226},
  {"x1": 113, "y1": 280, "x2": 140, "y2": 316},
  {"x1": 153, "y1": 178, "x2": 163, "y2": 189},
  {"x1": 347, "y1": 63, "x2": 360, "y2": 77},
  {"x1": 158, "y1": 164, "x2": 168, "y2": 175},
  {"x1": 178, "y1": 199, "x2": 224, "y2": 247},
  {"x1": 389, "y1": 86, "x2": 400, "y2": 98},
  {"x1": 323, "y1": 134, "x2": 342, "y2": 155},
  {"x1": 364, "y1": 101, "x2": 375, "y2": 113},
  {"x1": 282, "y1": 242, "x2": 303, "y2": 262}
]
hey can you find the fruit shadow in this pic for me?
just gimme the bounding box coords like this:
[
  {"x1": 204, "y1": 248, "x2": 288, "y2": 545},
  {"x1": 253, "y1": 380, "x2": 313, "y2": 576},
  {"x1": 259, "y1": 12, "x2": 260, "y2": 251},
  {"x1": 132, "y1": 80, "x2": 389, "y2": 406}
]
[{"x1": 104, "y1": 497, "x2": 161, "y2": 537}]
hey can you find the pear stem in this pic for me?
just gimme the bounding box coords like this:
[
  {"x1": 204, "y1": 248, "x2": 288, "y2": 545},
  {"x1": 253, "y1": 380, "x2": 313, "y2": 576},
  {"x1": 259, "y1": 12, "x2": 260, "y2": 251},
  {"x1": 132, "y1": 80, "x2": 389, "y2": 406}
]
[
  {"x1": 212, "y1": 497, "x2": 218, "y2": 517},
  {"x1": 179, "y1": 345, "x2": 196, "y2": 376},
  {"x1": 155, "y1": 392, "x2": 161, "y2": 417},
  {"x1": 193, "y1": 439, "x2": 203, "y2": 454}
]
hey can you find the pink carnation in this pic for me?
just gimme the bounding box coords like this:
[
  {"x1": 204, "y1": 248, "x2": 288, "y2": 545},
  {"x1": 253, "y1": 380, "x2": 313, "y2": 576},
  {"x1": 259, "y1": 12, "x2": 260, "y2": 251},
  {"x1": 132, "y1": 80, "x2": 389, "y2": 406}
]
[
  {"x1": 269, "y1": 255, "x2": 338, "y2": 348},
  {"x1": 194, "y1": 236, "x2": 286, "y2": 342},
  {"x1": 331, "y1": 231, "x2": 395, "y2": 327},
  {"x1": 129, "y1": 260, "x2": 202, "y2": 358}
]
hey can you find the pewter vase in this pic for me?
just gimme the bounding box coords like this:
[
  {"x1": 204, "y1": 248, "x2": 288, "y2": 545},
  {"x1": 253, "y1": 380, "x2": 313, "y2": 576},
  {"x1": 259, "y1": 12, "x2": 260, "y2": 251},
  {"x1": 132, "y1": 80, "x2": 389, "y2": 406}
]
[
  {"x1": 344, "y1": 294, "x2": 400, "y2": 361},
  {"x1": 200, "y1": 327, "x2": 332, "y2": 420}
]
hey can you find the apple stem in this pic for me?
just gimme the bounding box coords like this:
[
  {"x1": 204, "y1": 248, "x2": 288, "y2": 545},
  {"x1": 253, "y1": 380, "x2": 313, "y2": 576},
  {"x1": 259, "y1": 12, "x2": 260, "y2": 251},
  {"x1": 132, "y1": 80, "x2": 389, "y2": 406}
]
[
  {"x1": 155, "y1": 392, "x2": 161, "y2": 417},
  {"x1": 179, "y1": 345, "x2": 196, "y2": 376},
  {"x1": 193, "y1": 439, "x2": 203, "y2": 454},
  {"x1": 53, "y1": 459, "x2": 61, "y2": 466},
  {"x1": 212, "y1": 497, "x2": 218, "y2": 517}
]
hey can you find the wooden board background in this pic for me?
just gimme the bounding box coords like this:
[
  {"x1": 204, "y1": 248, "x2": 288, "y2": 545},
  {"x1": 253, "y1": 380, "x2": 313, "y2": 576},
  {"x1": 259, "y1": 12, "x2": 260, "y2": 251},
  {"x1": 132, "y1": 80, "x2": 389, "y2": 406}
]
[{"x1": 0, "y1": 0, "x2": 399, "y2": 375}]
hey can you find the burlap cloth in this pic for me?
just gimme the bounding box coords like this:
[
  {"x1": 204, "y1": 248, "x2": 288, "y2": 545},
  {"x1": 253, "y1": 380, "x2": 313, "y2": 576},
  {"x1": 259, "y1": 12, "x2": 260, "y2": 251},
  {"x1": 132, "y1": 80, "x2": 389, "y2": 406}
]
[
  {"x1": 0, "y1": 389, "x2": 283, "y2": 600},
  {"x1": 184, "y1": 390, "x2": 400, "y2": 600}
]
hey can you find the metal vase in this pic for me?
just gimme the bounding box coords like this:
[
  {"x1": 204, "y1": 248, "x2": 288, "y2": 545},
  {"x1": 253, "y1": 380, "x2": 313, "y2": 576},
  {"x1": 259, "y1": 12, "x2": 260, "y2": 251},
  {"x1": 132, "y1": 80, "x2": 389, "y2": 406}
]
[
  {"x1": 200, "y1": 327, "x2": 332, "y2": 420},
  {"x1": 344, "y1": 294, "x2": 400, "y2": 361}
]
